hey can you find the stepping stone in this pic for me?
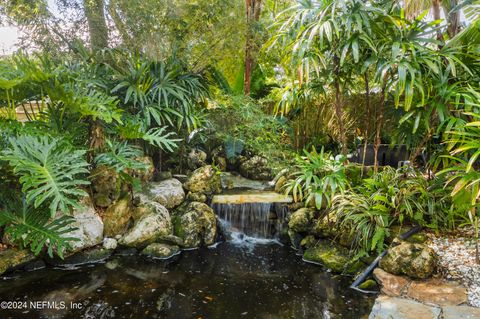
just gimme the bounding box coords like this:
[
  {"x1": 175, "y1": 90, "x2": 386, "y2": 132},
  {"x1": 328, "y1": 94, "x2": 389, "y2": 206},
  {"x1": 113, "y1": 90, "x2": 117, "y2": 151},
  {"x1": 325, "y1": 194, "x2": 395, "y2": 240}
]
[
  {"x1": 369, "y1": 296, "x2": 441, "y2": 319},
  {"x1": 407, "y1": 279, "x2": 467, "y2": 306},
  {"x1": 442, "y1": 305, "x2": 480, "y2": 319},
  {"x1": 373, "y1": 268, "x2": 411, "y2": 296}
]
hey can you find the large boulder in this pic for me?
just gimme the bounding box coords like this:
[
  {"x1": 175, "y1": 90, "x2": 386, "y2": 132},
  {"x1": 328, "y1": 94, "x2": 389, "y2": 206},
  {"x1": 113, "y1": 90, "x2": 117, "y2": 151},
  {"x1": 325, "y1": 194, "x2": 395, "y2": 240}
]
[
  {"x1": 183, "y1": 165, "x2": 221, "y2": 195},
  {"x1": 288, "y1": 208, "x2": 316, "y2": 233},
  {"x1": 141, "y1": 243, "x2": 180, "y2": 259},
  {"x1": 102, "y1": 196, "x2": 132, "y2": 237},
  {"x1": 63, "y1": 196, "x2": 104, "y2": 253},
  {"x1": 91, "y1": 165, "x2": 122, "y2": 208},
  {"x1": 303, "y1": 240, "x2": 364, "y2": 274},
  {"x1": 239, "y1": 155, "x2": 273, "y2": 181},
  {"x1": 119, "y1": 202, "x2": 172, "y2": 248},
  {"x1": 172, "y1": 202, "x2": 217, "y2": 248},
  {"x1": 0, "y1": 249, "x2": 35, "y2": 276},
  {"x1": 379, "y1": 242, "x2": 436, "y2": 279},
  {"x1": 145, "y1": 178, "x2": 185, "y2": 209}
]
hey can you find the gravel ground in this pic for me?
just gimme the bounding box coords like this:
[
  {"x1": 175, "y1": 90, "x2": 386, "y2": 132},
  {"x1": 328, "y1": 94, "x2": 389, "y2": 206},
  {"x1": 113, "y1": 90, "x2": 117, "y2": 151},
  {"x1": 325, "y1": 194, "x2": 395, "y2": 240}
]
[{"x1": 427, "y1": 228, "x2": 480, "y2": 307}]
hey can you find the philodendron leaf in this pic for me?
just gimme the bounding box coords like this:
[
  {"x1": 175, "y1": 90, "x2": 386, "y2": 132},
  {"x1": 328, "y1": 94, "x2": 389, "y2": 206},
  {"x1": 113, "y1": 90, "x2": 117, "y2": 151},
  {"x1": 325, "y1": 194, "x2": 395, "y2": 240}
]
[{"x1": 225, "y1": 136, "x2": 244, "y2": 160}]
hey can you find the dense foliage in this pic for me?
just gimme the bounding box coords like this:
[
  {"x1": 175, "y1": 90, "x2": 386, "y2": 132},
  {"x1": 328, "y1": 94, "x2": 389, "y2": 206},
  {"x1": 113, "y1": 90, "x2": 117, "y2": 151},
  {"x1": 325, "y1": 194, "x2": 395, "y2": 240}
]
[{"x1": 0, "y1": 0, "x2": 480, "y2": 261}]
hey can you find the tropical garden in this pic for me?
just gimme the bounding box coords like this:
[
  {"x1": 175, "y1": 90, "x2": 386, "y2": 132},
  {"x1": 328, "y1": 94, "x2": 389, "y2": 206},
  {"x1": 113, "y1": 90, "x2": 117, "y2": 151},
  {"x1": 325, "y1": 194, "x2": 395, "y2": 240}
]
[{"x1": 0, "y1": 0, "x2": 479, "y2": 318}]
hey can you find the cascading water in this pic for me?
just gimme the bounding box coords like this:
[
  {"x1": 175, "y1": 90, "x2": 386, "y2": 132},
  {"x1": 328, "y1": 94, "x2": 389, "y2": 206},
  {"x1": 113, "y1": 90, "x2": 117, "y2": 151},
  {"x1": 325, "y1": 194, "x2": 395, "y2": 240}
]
[
  {"x1": 212, "y1": 202, "x2": 289, "y2": 239},
  {"x1": 210, "y1": 191, "x2": 292, "y2": 245}
]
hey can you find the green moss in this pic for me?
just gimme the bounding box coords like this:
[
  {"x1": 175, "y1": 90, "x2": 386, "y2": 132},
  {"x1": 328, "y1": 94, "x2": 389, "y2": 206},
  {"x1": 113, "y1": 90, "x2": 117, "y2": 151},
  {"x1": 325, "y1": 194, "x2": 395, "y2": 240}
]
[
  {"x1": 300, "y1": 235, "x2": 317, "y2": 249},
  {"x1": 303, "y1": 241, "x2": 349, "y2": 273},
  {"x1": 358, "y1": 279, "x2": 378, "y2": 290},
  {"x1": 405, "y1": 233, "x2": 427, "y2": 244},
  {"x1": 344, "y1": 259, "x2": 366, "y2": 275},
  {"x1": 172, "y1": 216, "x2": 185, "y2": 239},
  {"x1": 303, "y1": 240, "x2": 367, "y2": 274}
]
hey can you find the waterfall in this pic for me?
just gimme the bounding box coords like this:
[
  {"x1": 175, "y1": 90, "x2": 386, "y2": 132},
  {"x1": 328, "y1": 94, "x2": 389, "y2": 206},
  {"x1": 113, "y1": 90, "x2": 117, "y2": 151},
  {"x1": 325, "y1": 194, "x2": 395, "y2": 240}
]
[{"x1": 211, "y1": 202, "x2": 289, "y2": 240}]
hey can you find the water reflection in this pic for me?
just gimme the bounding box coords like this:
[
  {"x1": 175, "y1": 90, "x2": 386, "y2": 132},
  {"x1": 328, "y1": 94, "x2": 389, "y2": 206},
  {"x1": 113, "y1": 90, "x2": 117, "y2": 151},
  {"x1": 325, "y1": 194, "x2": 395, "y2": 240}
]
[{"x1": 0, "y1": 242, "x2": 373, "y2": 318}]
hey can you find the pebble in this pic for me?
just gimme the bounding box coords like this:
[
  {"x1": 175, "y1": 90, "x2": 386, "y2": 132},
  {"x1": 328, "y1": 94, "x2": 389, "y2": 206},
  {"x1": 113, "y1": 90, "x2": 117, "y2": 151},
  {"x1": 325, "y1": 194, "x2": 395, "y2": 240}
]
[{"x1": 427, "y1": 229, "x2": 480, "y2": 307}]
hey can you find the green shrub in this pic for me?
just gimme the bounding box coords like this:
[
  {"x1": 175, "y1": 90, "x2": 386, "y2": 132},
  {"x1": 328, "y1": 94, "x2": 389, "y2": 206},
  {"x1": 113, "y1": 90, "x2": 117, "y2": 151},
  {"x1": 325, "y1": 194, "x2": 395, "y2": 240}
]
[
  {"x1": 331, "y1": 167, "x2": 454, "y2": 256},
  {"x1": 285, "y1": 147, "x2": 349, "y2": 209},
  {"x1": 208, "y1": 95, "x2": 295, "y2": 172}
]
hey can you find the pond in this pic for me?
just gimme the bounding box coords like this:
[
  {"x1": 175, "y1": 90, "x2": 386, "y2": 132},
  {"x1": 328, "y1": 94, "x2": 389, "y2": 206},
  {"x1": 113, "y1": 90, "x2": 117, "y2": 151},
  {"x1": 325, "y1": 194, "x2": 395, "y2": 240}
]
[{"x1": 0, "y1": 238, "x2": 374, "y2": 319}]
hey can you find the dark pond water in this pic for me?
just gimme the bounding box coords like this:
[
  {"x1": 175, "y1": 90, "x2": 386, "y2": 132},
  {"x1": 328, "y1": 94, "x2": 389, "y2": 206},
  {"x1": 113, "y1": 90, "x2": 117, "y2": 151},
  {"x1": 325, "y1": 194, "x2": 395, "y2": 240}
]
[{"x1": 0, "y1": 240, "x2": 374, "y2": 319}]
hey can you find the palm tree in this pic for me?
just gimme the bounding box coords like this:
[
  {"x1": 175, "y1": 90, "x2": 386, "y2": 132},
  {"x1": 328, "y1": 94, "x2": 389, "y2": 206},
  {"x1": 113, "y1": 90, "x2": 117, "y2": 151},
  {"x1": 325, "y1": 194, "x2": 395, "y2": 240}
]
[{"x1": 271, "y1": 0, "x2": 380, "y2": 155}]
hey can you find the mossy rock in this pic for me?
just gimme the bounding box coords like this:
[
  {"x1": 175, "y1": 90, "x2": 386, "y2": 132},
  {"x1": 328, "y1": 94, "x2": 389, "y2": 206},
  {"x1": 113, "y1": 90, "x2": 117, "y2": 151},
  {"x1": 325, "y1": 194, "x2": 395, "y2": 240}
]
[
  {"x1": 184, "y1": 165, "x2": 221, "y2": 195},
  {"x1": 186, "y1": 192, "x2": 207, "y2": 203},
  {"x1": 303, "y1": 240, "x2": 365, "y2": 274},
  {"x1": 288, "y1": 208, "x2": 316, "y2": 233},
  {"x1": 172, "y1": 201, "x2": 217, "y2": 248},
  {"x1": 310, "y1": 212, "x2": 337, "y2": 238},
  {"x1": 91, "y1": 165, "x2": 123, "y2": 208},
  {"x1": 145, "y1": 178, "x2": 185, "y2": 209},
  {"x1": 238, "y1": 155, "x2": 273, "y2": 181},
  {"x1": 103, "y1": 196, "x2": 133, "y2": 237},
  {"x1": 0, "y1": 249, "x2": 35, "y2": 276},
  {"x1": 379, "y1": 242, "x2": 436, "y2": 279},
  {"x1": 358, "y1": 279, "x2": 379, "y2": 290},
  {"x1": 300, "y1": 235, "x2": 317, "y2": 249},
  {"x1": 129, "y1": 156, "x2": 155, "y2": 183},
  {"x1": 119, "y1": 202, "x2": 172, "y2": 248}
]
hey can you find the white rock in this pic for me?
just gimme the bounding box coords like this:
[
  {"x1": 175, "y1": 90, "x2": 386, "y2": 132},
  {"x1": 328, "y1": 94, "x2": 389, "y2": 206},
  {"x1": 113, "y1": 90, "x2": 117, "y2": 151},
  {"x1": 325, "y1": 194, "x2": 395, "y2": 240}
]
[
  {"x1": 63, "y1": 196, "x2": 104, "y2": 253},
  {"x1": 427, "y1": 231, "x2": 480, "y2": 308},
  {"x1": 119, "y1": 202, "x2": 172, "y2": 247},
  {"x1": 102, "y1": 238, "x2": 118, "y2": 250},
  {"x1": 144, "y1": 178, "x2": 185, "y2": 209}
]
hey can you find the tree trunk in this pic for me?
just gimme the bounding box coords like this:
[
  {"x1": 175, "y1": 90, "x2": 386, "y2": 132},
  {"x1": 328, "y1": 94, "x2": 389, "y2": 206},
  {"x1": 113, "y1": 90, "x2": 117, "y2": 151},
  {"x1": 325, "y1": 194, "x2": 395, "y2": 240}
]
[
  {"x1": 88, "y1": 119, "x2": 105, "y2": 161},
  {"x1": 374, "y1": 82, "x2": 387, "y2": 173},
  {"x1": 244, "y1": 0, "x2": 262, "y2": 96},
  {"x1": 361, "y1": 72, "x2": 371, "y2": 175},
  {"x1": 432, "y1": 0, "x2": 443, "y2": 40},
  {"x1": 447, "y1": 0, "x2": 460, "y2": 38},
  {"x1": 108, "y1": 0, "x2": 133, "y2": 47},
  {"x1": 333, "y1": 55, "x2": 347, "y2": 156},
  {"x1": 84, "y1": 0, "x2": 109, "y2": 49},
  {"x1": 334, "y1": 80, "x2": 347, "y2": 156}
]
